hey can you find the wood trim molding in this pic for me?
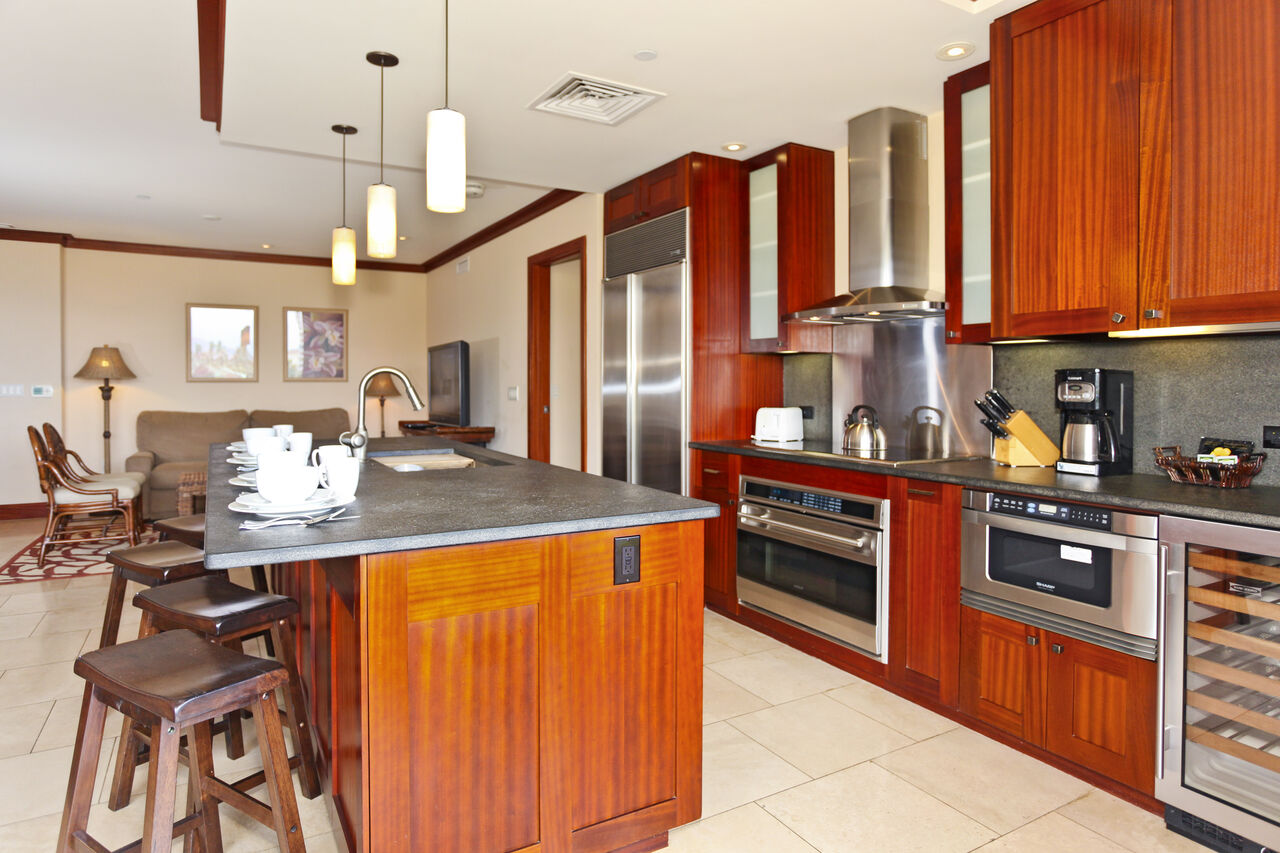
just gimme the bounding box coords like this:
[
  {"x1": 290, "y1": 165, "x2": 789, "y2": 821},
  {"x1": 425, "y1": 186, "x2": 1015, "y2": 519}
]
[
  {"x1": 424, "y1": 190, "x2": 583, "y2": 273},
  {"x1": 0, "y1": 502, "x2": 45, "y2": 520},
  {"x1": 196, "y1": 0, "x2": 226, "y2": 130},
  {"x1": 525, "y1": 237, "x2": 588, "y2": 470}
]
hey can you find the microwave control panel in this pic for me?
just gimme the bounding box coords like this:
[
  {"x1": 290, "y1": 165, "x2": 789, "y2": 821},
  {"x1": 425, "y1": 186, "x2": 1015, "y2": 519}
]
[{"x1": 989, "y1": 493, "x2": 1112, "y2": 531}]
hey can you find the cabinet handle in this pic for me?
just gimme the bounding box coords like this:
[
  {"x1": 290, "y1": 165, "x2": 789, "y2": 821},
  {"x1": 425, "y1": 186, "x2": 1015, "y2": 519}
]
[
  {"x1": 1111, "y1": 312, "x2": 1127, "y2": 324},
  {"x1": 907, "y1": 488, "x2": 935, "y2": 497},
  {"x1": 703, "y1": 468, "x2": 721, "y2": 475},
  {"x1": 1144, "y1": 308, "x2": 1163, "y2": 319},
  {"x1": 946, "y1": 330, "x2": 959, "y2": 339},
  {"x1": 1051, "y1": 643, "x2": 1064, "y2": 655},
  {"x1": 1026, "y1": 635, "x2": 1038, "y2": 646},
  {"x1": 728, "y1": 498, "x2": 736, "y2": 506}
]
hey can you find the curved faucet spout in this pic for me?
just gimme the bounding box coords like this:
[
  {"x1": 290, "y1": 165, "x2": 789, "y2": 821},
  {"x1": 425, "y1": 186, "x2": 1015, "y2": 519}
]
[{"x1": 341, "y1": 366, "x2": 425, "y2": 460}]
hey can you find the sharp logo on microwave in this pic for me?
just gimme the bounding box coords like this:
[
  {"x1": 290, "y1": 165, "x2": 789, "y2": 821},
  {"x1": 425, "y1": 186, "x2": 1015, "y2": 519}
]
[
  {"x1": 1035, "y1": 581, "x2": 1057, "y2": 592},
  {"x1": 1229, "y1": 581, "x2": 1264, "y2": 598}
]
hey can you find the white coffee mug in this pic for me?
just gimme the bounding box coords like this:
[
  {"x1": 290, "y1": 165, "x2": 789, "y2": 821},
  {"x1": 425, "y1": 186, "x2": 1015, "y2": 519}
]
[
  {"x1": 311, "y1": 444, "x2": 350, "y2": 471},
  {"x1": 242, "y1": 427, "x2": 275, "y2": 445},
  {"x1": 272, "y1": 423, "x2": 294, "y2": 438},
  {"x1": 257, "y1": 448, "x2": 307, "y2": 469},
  {"x1": 288, "y1": 431, "x2": 313, "y2": 457},
  {"x1": 245, "y1": 433, "x2": 287, "y2": 457},
  {"x1": 320, "y1": 456, "x2": 360, "y2": 500},
  {"x1": 256, "y1": 464, "x2": 320, "y2": 504}
]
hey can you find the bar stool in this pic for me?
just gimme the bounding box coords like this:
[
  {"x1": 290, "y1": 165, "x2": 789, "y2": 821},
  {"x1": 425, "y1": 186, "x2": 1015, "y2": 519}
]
[
  {"x1": 110, "y1": 575, "x2": 322, "y2": 810},
  {"x1": 153, "y1": 513, "x2": 276, "y2": 656},
  {"x1": 100, "y1": 541, "x2": 208, "y2": 649},
  {"x1": 59, "y1": 629, "x2": 306, "y2": 853}
]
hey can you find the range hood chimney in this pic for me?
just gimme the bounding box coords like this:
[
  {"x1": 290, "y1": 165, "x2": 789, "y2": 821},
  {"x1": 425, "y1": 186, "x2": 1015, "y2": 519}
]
[{"x1": 785, "y1": 107, "x2": 943, "y2": 324}]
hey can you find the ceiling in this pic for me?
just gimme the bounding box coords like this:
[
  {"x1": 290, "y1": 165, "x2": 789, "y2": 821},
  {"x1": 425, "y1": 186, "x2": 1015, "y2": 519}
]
[{"x1": 0, "y1": 0, "x2": 1022, "y2": 265}]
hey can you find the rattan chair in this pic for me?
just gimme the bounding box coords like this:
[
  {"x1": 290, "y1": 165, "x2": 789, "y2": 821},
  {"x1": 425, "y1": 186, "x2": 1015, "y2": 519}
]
[
  {"x1": 41, "y1": 423, "x2": 146, "y2": 488},
  {"x1": 28, "y1": 426, "x2": 140, "y2": 567}
]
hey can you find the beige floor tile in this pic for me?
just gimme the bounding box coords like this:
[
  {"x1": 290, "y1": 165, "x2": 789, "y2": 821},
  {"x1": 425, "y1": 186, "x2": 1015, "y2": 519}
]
[
  {"x1": 703, "y1": 668, "x2": 770, "y2": 725},
  {"x1": 977, "y1": 811, "x2": 1131, "y2": 852},
  {"x1": 0, "y1": 810, "x2": 63, "y2": 851},
  {"x1": 728, "y1": 694, "x2": 912, "y2": 778},
  {"x1": 0, "y1": 578, "x2": 71, "y2": 593},
  {"x1": 0, "y1": 628, "x2": 90, "y2": 669},
  {"x1": 59, "y1": 573, "x2": 115, "y2": 591},
  {"x1": 33, "y1": 601, "x2": 140, "y2": 635},
  {"x1": 0, "y1": 659, "x2": 85, "y2": 708},
  {"x1": 0, "y1": 585, "x2": 118, "y2": 616},
  {"x1": 0, "y1": 700, "x2": 53, "y2": 758},
  {"x1": 1058, "y1": 790, "x2": 1206, "y2": 853},
  {"x1": 667, "y1": 803, "x2": 818, "y2": 853},
  {"x1": 708, "y1": 645, "x2": 856, "y2": 706},
  {"x1": 701, "y1": 721, "x2": 809, "y2": 818},
  {"x1": 35, "y1": 694, "x2": 124, "y2": 752},
  {"x1": 826, "y1": 679, "x2": 959, "y2": 741},
  {"x1": 875, "y1": 727, "x2": 1092, "y2": 835},
  {"x1": 0, "y1": 740, "x2": 115, "y2": 826},
  {"x1": 762, "y1": 762, "x2": 996, "y2": 853},
  {"x1": 702, "y1": 635, "x2": 742, "y2": 664},
  {"x1": 0, "y1": 611, "x2": 44, "y2": 640},
  {"x1": 703, "y1": 609, "x2": 785, "y2": 654}
]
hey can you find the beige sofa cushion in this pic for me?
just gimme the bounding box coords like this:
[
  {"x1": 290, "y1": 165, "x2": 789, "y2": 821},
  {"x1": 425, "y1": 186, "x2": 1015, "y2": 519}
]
[
  {"x1": 250, "y1": 408, "x2": 350, "y2": 438},
  {"x1": 149, "y1": 460, "x2": 210, "y2": 491},
  {"x1": 136, "y1": 410, "x2": 249, "y2": 466}
]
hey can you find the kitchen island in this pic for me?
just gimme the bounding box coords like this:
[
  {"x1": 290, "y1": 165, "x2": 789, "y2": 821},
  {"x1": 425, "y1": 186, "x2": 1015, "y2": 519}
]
[{"x1": 204, "y1": 437, "x2": 715, "y2": 853}]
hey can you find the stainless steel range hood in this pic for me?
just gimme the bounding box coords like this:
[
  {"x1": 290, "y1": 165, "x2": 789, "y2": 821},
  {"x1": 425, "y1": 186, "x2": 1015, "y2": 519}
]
[{"x1": 786, "y1": 107, "x2": 942, "y2": 324}]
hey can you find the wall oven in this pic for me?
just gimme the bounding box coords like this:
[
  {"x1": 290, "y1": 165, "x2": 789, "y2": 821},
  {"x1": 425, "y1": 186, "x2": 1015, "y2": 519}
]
[
  {"x1": 960, "y1": 489, "x2": 1160, "y2": 659},
  {"x1": 736, "y1": 476, "x2": 888, "y2": 661}
]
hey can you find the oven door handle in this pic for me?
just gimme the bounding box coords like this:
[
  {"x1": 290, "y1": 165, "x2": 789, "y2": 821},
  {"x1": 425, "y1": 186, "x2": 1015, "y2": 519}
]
[
  {"x1": 961, "y1": 508, "x2": 1156, "y2": 554},
  {"x1": 738, "y1": 514, "x2": 874, "y2": 565}
]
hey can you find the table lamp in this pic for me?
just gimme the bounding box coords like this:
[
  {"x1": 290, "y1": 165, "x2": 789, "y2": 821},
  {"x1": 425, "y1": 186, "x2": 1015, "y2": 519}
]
[
  {"x1": 364, "y1": 371, "x2": 402, "y2": 438},
  {"x1": 73, "y1": 345, "x2": 135, "y2": 472}
]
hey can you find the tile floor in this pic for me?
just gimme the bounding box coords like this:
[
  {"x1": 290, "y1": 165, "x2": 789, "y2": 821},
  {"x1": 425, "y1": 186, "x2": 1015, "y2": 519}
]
[{"x1": 0, "y1": 517, "x2": 1203, "y2": 852}]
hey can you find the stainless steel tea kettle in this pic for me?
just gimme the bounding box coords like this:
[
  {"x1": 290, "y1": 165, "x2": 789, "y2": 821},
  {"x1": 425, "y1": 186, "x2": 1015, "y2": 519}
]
[
  {"x1": 843, "y1": 405, "x2": 886, "y2": 452},
  {"x1": 908, "y1": 405, "x2": 943, "y2": 459}
]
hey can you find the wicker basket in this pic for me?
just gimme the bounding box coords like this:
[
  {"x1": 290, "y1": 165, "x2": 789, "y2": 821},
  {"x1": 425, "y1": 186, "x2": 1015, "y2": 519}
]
[{"x1": 1153, "y1": 446, "x2": 1267, "y2": 489}]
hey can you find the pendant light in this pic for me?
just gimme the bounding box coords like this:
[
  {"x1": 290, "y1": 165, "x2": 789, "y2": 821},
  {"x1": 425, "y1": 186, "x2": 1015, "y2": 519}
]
[
  {"x1": 366, "y1": 50, "x2": 399, "y2": 258},
  {"x1": 331, "y1": 125, "x2": 358, "y2": 286},
  {"x1": 426, "y1": 0, "x2": 466, "y2": 213}
]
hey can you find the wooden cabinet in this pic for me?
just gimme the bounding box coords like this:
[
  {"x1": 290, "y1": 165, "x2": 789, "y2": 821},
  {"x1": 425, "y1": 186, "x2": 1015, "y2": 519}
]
[
  {"x1": 887, "y1": 479, "x2": 961, "y2": 706},
  {"x1": 959, "y1": 606, "x2": 1157, "y2": 793},
  {"x1": 741, "y1": 143, "x2": 834, "y2": 354},
  {"x1": 691, "y1": 450, "x2": 740, "y2": 613},
  {"x1": 943, "y1": 63, "x2": 993, "y2": 344},
  {"x1": 991, "y1": 0, "x2": 1143, "y2": 337},
  {"x1": 604, "y1": 158, "x2": 689, "y2": 234}
]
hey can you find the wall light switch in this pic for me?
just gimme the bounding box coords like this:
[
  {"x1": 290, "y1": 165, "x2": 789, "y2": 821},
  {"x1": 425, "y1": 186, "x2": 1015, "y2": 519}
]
[
  {"x1": 0, "y1": 384, "x2": 23, "y2": 397},
  {"x1": 31, "y1": 385, "x2": 54, "y2": 398},
  {"x1": 507, "y1": 386, "x2": 519, "y2": 401}
]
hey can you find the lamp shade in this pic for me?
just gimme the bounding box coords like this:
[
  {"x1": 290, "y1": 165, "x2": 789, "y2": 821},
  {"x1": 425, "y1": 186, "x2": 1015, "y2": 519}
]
[
  {"x1": 367, "y1": 182, "x2": 398, "y2": 258},
  {"x1": 332, "y1": 226, "x2": 357, "y2": 286},
  {"x1": 364, "y1": 372, "x2": 402, "y2": 397},
  {"x1": 426, "y1": 108, "x2": 467, "y2": 213},
  {"x1": 74, "y1": 346, "x2": 135, "y2": 381}
]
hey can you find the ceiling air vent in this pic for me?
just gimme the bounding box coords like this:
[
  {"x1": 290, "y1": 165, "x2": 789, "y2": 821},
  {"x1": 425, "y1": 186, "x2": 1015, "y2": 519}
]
[
  {"x1": 934, "y1": 0, "x2": 1005, "y2": 12},
  {"x1": 529, "y1": 73, "x2": 665, "y2": 126}
]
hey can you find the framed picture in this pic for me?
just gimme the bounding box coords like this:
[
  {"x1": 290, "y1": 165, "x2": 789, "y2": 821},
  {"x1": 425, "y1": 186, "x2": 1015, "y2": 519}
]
[
  {"x1": 186, "y1": 303, "x2": 258, "y2": 381},
  {"x1": 284, "y1": 307, "x2": 348, "y2": 381}
]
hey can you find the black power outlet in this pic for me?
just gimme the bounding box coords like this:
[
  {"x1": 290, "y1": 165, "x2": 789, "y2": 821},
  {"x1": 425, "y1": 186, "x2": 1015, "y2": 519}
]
[
  {"x1": 1265, "y1": 426, "x2": 1280, "y2": 449},
  {"x1": 614, "y1": 535, "x2": 640, "y2": 585}
]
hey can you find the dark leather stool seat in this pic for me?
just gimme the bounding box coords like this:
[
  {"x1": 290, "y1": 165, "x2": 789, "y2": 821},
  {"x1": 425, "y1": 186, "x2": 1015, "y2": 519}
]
[
  {"x1": 152, "y1": 513, "x2": 206, "y2": 549},
  {"x1": 100, "y1": 541, "x2": 208, "y2": 650},
  {"x1": 59, "y1": 630, "x2": 306, "y2": 852}
]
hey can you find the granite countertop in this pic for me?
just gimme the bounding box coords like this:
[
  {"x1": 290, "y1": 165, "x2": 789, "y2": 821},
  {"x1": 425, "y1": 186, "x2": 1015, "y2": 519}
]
[
  {"x1": 691, "y1": 439, "x2": 1280, "y2": 530},
  {"x1": 204, "y1": 437, "x2": 717, "y2": 569}
]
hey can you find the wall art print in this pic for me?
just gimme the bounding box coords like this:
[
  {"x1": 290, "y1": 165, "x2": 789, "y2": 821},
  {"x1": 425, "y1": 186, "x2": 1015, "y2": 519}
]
[
  {"x1": 186, "y1": 303, "x2": 258, "y2": 381},
  {"x1": 284, "y1": 307, "x2": 348, "y2": 381}
]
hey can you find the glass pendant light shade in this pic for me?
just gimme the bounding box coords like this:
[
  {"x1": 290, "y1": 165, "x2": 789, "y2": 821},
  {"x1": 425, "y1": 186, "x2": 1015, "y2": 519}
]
[
  {"x1": 332, "y1": 226, "x2": 357, "y2": 285},
  {"x1": 426, "y1": 108, "x2": 467, "y2": 213},
  {"x1": 366, "y1": 182, "x2": 397, "y2": 258}
]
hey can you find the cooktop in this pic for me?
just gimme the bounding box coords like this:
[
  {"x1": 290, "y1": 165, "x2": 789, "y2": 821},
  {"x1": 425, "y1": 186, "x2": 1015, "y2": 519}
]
[{"x1": 748, "y1": 439, "x2": 983, "y2": 468}]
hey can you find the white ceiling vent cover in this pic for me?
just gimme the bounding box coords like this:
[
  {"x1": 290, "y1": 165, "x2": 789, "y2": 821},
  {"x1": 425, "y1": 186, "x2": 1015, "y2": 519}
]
[
  {"x1": 935, "y1": 0, "x2": 1006, "y2": 12},
  {"x1": 529, "y1": 73, "x2": 665, "y2": 125}
]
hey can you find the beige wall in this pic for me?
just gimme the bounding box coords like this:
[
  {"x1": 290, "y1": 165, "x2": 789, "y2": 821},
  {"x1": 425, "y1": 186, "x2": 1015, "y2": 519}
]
[
  {"x1": 59, "y1": 250, "x2": 427, "y2": 476},
  {"x1": 425, "y1": 193, "x2": 604, "y2": 468},
  {"x1": 549, "y1": 258, "x2": 582, "y2": 469},
  {"x1": 0, "y1": 241, "x2": 65, "y2": 504}
]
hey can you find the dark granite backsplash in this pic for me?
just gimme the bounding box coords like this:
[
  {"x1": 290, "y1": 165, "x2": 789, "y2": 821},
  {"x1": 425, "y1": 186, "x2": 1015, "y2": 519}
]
[
  {"x1": 783, "y1": 355, "x2": 833, "y2": 443},
  {"x1": 994, "y1": 334, "x2": 1280, "y2": 486}
]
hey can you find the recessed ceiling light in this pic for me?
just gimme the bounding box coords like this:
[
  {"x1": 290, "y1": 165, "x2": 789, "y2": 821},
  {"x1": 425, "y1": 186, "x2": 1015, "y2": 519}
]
[
  {"x1": 260, "y1": 243, "x2": 272, "y2": 249},
  {"x1": 722, "y1": 142, "x2": 747, "y2": 153},
  {"x1": 135, "y1": 193, "x2": 151, "y2": 201},
  {"x1": 634, "y1": 49, "x2": 658, "y2": 62},
  {"x1": 936, "y1": 41, "x2": 975, "y2": 61},
  {"x1": 202, "y1": 214, "x2": 221, "y2": 221},
  {"x1": 398, "y1": 235, "x2": 407, "y2": 241}
]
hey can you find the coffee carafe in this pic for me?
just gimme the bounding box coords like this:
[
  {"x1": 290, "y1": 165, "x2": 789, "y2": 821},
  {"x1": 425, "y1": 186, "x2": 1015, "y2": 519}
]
[{"x1": 1054, "y1": 368, "x2": 1133, "y2": 476}]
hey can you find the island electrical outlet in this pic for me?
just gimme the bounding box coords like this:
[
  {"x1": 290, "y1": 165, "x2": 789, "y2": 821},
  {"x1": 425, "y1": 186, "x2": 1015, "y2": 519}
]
[{"x1": 614, "y1": 535, "x2": 640, "y2": 585}]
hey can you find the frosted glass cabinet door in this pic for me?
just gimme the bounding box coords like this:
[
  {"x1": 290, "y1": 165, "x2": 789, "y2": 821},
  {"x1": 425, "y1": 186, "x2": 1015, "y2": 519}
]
[
  {"x1": 944, "y1": 64, "x2": 992, "y2": 343},
  {"x1": 747, "y1": 164, "x2": 780, "y2": 342}
]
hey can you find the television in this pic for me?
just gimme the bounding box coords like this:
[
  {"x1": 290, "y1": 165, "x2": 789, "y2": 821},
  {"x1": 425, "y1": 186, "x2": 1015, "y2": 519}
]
[{"x1": 428, "y1": 340, "x2": 470, "y2": 426}]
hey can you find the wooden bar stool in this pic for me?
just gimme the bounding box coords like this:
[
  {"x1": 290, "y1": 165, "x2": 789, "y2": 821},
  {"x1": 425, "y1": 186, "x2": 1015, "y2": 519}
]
[
  {"x1": 110, "y1": 575, "x2": 322, "y2": 810},
  {"x1": 101, "y1": 541, "x2": 208, "y2": 649},
  {"x1": 59, "y1": 629, "x2": 306, "y2": 853}
]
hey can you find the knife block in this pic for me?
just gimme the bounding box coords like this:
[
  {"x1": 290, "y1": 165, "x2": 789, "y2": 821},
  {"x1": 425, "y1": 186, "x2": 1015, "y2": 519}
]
[{"x1": 992, "y1": 411, "x2": 1060, "y2": 467}]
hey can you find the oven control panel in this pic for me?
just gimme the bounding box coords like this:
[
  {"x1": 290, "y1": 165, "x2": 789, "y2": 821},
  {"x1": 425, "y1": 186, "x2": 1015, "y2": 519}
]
[{"x1": 989, "y1": 493, "x2": 1112, "y2": 530}]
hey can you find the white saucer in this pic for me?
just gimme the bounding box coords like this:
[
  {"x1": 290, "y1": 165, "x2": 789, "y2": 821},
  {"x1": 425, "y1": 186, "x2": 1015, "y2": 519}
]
[
  {"x1": 228, "y1": 492, "x2": 354, "y2": 517},
  {"x1": 227, "y1": 441, "x2": 248, "y2": 452},
  {"x1": 228, "y1": 452, "x2": 257, "y2": 464},
  {"x1": 228, "y1": 476, "x2": 256, "y2": 487}
]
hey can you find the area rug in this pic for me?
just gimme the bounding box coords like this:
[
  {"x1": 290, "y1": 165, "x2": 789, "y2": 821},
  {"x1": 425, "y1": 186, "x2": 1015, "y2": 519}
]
[{"x1": 0, "y1": 529, "x2": 159, "y2": 585}]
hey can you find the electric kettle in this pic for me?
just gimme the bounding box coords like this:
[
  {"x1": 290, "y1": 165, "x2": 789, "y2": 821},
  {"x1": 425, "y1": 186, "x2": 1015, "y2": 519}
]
[{"x1": 843, "y1": 405, "x2": 886, "y2": 452}]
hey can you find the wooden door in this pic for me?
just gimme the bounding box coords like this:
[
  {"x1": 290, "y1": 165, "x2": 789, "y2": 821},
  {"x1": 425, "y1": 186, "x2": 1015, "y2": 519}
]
[
  {"x1": 888, "y1": 479, "x2": 962, "y2": 706},
  {"x1": 1147, "y1": 0, "x2": 1280, "y2": 327},
  {"x1": 692, "y1": 451, "x2": 740, "y2": 613},
  {"x1": 991, "y1": 0, "x2": 1142, "y2": 336},
  {"x1": 959, "y1": 607, "x2": 1043, "y2": 743},
  {"x1": 604, "y1": 179, "x2": 644, "y2": 234},
  {"x1": 638, "y1": 159, "x2": 688, "y2": 222},
  {"x1": 527, "y1": 237, "x2": 587, "y2": 467},
  {"x1": 1043, "y1": 634, "x2": 1158, "y2": 794},
  {"x1": 944, "y1": 62, "x2": 993, "y2": 344}
]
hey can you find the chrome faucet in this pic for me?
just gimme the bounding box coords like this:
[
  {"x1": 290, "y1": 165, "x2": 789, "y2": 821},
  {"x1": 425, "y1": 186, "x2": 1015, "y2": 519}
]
[{"x1": 340, "y1": 367, "x2": 425, "y2": 460}]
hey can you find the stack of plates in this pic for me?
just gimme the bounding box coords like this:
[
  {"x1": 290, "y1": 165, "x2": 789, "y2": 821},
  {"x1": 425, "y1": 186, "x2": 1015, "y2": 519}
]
[
  {"x1": 226, "y1": 440, "x2": 248, "y2": 453},
  {"x1": 227, "y1": 452, "x2": 258, "y2": 467},
  {"x1": 228, "y1": 471, "x2": 257, "y2": 487},
  {"x1": 228, "y1": 489, "x2": 354, "y2": 517}
]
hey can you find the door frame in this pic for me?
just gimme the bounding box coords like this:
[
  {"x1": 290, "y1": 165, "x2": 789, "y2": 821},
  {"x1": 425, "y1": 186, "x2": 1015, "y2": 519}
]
[{"x1": 527, "y1": 236, "x2": 587, "y2": 468}]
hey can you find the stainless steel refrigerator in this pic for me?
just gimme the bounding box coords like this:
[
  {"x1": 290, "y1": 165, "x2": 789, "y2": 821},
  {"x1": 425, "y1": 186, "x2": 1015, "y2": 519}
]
[{"x1": 602, "y1": 208, "x2": 689, "y2": 494}]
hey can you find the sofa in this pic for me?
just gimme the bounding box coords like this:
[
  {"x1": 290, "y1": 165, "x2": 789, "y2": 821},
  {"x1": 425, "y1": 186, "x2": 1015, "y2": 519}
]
[{"x1": 125, "y1": 407, "x2": 351, "y2": 519}]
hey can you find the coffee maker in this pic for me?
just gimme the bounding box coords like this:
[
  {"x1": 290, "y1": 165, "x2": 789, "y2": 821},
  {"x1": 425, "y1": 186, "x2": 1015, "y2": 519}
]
[{"x1": 1055, "y1": 368, "x2": 1133, "y2": 476}]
